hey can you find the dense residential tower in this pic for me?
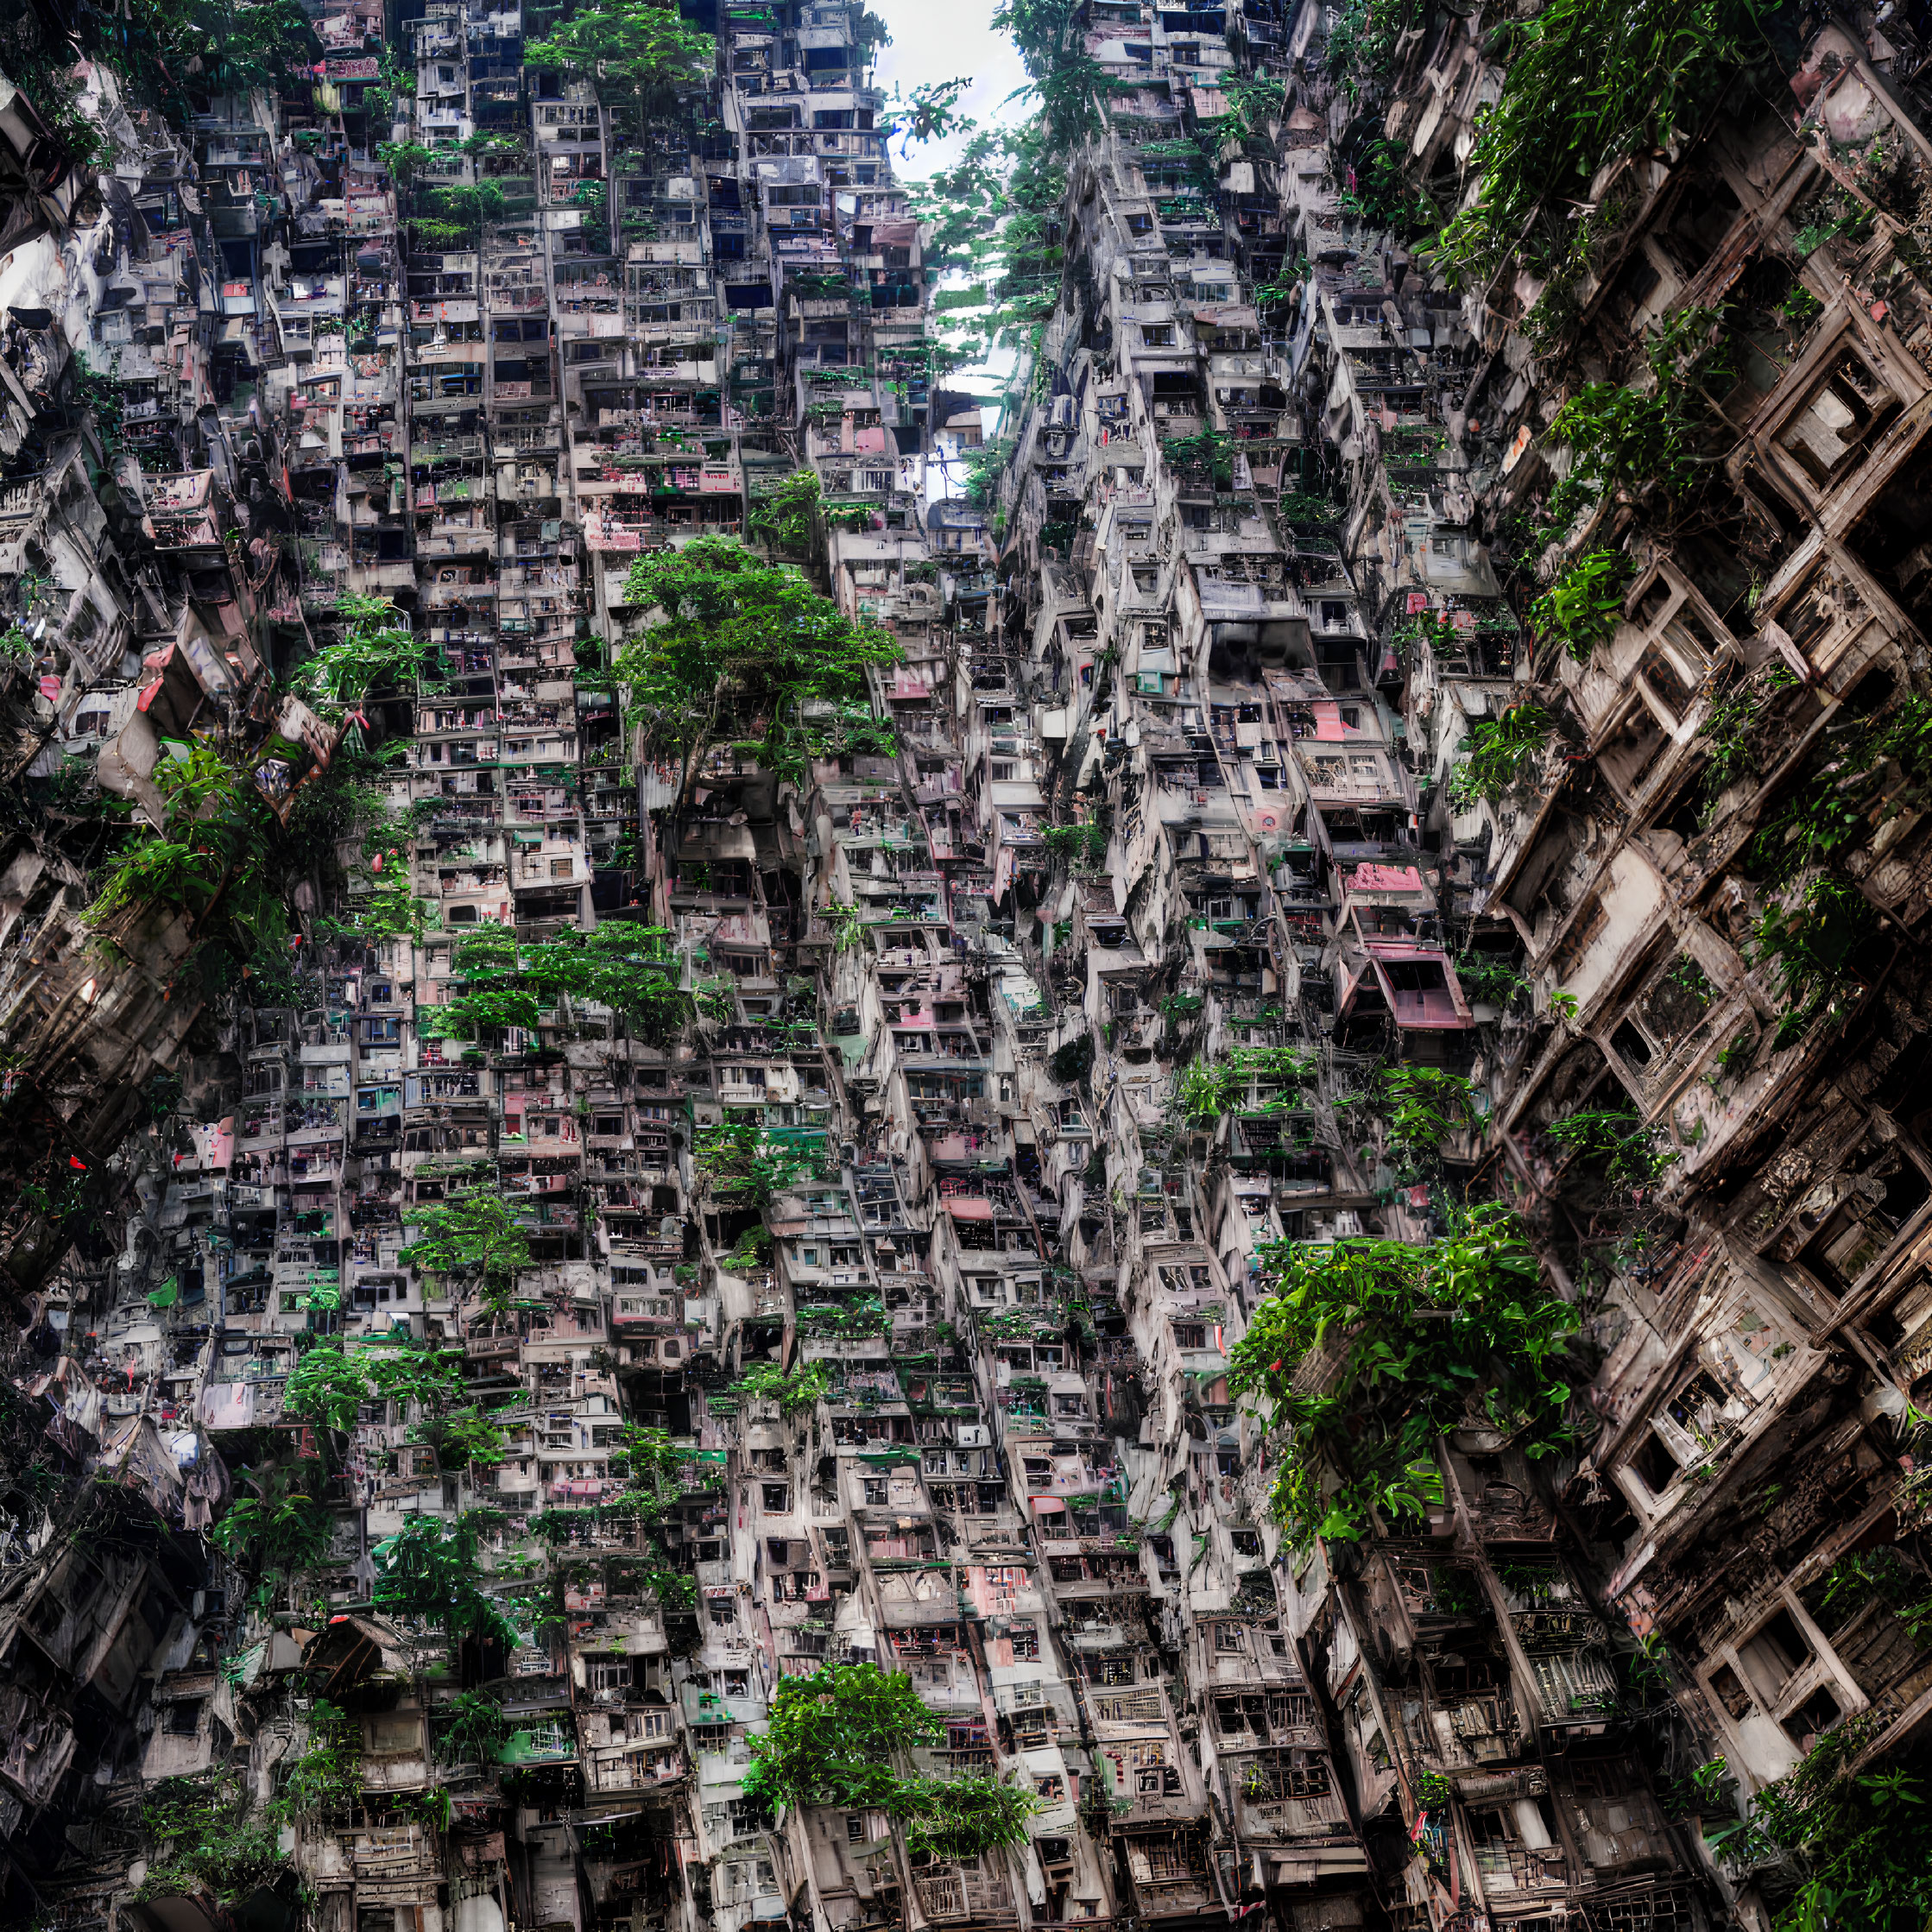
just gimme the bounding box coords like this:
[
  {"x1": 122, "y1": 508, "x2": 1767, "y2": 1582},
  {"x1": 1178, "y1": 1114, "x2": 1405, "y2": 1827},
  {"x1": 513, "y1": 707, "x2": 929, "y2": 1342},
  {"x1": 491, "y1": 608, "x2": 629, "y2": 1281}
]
[{"x1": 5, "y1": 5, "x2": 1932, "y2": 1932}]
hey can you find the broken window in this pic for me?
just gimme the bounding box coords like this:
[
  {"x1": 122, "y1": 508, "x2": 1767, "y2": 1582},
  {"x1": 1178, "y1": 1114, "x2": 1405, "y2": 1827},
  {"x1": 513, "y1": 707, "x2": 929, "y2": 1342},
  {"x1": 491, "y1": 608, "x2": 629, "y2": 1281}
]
[{"x1": 1773, "y1": 344, "x2": 1904, "y2": 492}]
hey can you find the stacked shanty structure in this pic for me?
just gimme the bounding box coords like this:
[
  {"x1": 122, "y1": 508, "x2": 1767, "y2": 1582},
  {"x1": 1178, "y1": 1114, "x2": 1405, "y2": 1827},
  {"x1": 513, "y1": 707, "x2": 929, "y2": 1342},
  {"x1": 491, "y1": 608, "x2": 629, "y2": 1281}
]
[{"x1": 6, "y1": 5, "x2": 1932, "y2": 1932}]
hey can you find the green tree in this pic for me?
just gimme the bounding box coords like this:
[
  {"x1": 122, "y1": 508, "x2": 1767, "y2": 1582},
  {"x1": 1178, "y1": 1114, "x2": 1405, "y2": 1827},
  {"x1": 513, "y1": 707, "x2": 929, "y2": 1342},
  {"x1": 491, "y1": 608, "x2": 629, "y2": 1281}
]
[
  {"x1": 1228, "y1": 1203, "x2": 1583, "y2": 1544},
  {"x1": 742, "y1": 1663, "x2": 943, "y2": 1813},
  {"x1": 437, "y1": 923, "x2": 694, "y2": 1046},
  {"x1": 902, "y1": 1774, "x2": 1041, "y2": 1859},
  {"x1": 211, "y1": 1466, "x2": 336, "y2": 1575},
  {"x1": 1380, "y1": 1066, "x2": 1480, "y2": 1158},
  {"x1": 693, "y1": 1119, "x2": 820, "y2": 1207},
  {"x1": 363, "y1": 1340, "x2": 469, "y2": 1411},
  {"x1": 615, "y1": 539, "x2": 902, "y2": 780},
  {"x1": 376, "y1": 140, "x2": 439, "y2": 183},
  {"x1": 748, "y1": 469, "x2": 824, "y2": 552},
  {"x1": 401, "y1": 1187, "x2": 533, "y2": 1312},
  {"x1": 523, "y1": 0, "x2": 714, "y2": 125},
  {"x1": 890, "y1": 77, "x2": 972, "y2": 155},
  {"x1": 282, "y1": 1342, "x2": 371, "y2": 1430},
  {"x1": 1714, "y1": 1725, "x2": 1932, "y2": 1932},
  {"x1": 371, "y1": 1511, "x2": 519, "y2": 1643},
  {"x1": 438, "y1": 1689, "x2": 509, "y2": 1765},
  {"x1": 730, "y1": 1361, "x2": 832, "y2": 1415}
]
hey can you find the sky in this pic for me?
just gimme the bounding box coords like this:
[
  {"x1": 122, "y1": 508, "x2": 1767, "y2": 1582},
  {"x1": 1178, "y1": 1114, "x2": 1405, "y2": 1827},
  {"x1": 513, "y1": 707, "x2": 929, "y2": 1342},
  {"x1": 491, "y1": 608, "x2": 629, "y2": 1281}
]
[
  {"x1": 868, "y1": 0, "x2": 1031, "y2": 176},
  {"x1": 868, "y1": 0, "x2": 1030, "y2": 431}
]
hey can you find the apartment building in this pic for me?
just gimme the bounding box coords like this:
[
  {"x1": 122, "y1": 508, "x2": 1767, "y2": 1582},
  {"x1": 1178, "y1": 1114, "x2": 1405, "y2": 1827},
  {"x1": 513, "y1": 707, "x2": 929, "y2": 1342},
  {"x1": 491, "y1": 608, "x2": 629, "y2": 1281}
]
[{"x1": 4, "y1": 3, "x2": 1932, "y2": 1932}]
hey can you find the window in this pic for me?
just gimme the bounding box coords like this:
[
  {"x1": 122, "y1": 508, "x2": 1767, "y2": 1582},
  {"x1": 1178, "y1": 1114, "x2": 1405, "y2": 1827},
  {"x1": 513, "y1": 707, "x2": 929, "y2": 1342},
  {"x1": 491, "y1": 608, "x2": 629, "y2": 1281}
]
[
  {"x1": 1775, "y1": 346, "x2": 1904, "y2": 490},
  {"x1": 761, "y1": 1483, "x2": 789, "y2": 1511}
]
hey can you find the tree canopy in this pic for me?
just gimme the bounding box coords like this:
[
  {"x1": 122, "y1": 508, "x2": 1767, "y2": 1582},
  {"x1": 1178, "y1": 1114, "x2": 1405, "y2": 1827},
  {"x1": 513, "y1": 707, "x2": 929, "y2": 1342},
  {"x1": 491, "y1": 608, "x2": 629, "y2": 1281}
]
[
  {"x1": 742, "y1": 1662, "x2": 942, "y2": 1813},
  {"x1": 427, "y1": 922, "x2": 694, "y2": 1045},
  {"x1": 1228, "y1": 1203, "x2": 1583, "y2": 1544},
  {"x1": 523, "y1": 0, "x2": 714, "y2": 115},
  {"x1": 400, "y1": 1185, "x2": 533, "y2": 1316},
  {"x1": 615, "y1": 539, "x2": 901, "y2": 779}
]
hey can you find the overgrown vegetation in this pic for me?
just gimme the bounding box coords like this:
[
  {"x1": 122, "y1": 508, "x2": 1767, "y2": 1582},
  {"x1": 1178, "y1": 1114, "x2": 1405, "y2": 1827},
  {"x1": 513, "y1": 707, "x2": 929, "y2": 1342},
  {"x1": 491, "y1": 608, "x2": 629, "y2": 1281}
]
[
  {"x1": 1228, "y1": 1203, "x2": 1584, "y2": 1544},
  {"x1": 523, "y1": 0, "x2": 713, "y2": 126},
  {"x1": 210, "y1": 1462, "x2": 334, "y2": 1580},
  {"x1": 692, "y1": 1119, "x2": 822, "y2": 1206},
  {"x1": 1538, "y1": 306, "x2": 1733, "y2": 535},
  {"x1": 371, "y1": 1509, "x2": 519, "y2": 1645},
  {"x1": 136, "y1": 1775, "x2": 280, "y2": 1904},
  {"x1": 615, "y1": 540, "x2": 901, "y2": 782},
  {"x1": 432, "y1": 922, "x2": 695, "y2": 1046},
  {"x1": 742, "y1": 1662, "x2": 1041, "y2": 1853},
  {"x1": 1544, "y1": 1108, "x2": 1675, "y2": 1187},
  {"x1": 1176, "y1": 1046, "x2": 1316, "y2": 1126},
  {"x1": 1428, "y1": 0, "x2": 1787, "y2": 286},
  {"x1": 1446, "y1": 703, "x2": 1550, "y2": 809},
  {"x1": 1531, "y1": 550, "x2": 1633, "y2": 662},
  {"x1": 438, "y1": 1689, "x2": 510, "y2": 1766},
  {"x1": 748, "y1": 469, "x2": 826, "y2": 552},
  {"x1": 400, "y1": 1185, "x2": 534, "y2": 1316},
  {"x1": 1713, "y1": 1722, "x2": 1932, "y2": 1932},
  {"x1": 1696, "y1": 664, "x2": 1799, "y2": 810},
  {"x1": 1381, "y1": 1066, "x2": 1479, "y2": 1157},
  {"x1": 730, "y1": 1360, "x2": 833, "y2": 1414}
]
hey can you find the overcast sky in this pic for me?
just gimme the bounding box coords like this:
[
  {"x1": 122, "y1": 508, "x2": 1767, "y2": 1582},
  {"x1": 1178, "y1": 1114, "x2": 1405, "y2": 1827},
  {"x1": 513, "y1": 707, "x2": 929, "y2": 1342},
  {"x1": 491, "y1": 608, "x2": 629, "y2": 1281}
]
[
  {"x1": 870, "y1": 0, "x2": 1030, "y2": 176},
  {"x1": 868, "y1": 0, "x2": 1029, "y2": 425}
]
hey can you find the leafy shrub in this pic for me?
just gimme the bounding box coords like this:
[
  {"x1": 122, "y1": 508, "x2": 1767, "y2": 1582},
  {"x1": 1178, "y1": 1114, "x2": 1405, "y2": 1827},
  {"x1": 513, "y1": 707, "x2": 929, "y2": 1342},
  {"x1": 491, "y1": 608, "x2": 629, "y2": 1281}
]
[
  {"x1": 1711, "y1": 1720, "x2": 1932, "y2": 1932},
  {"x1": 1447, "y1": 703, "x2": 1550, "y2": 808},
  {"x1": 1539, "y1": 306, "x2": 1730, "y2": 531},
  {"x1": 438, "y1": 1689, "x2": 509, "y2": 1765},
  {"x1": 742, "y1": 1662, "x2": 941, "y2": 1813},
  {"x1": 1228, "y1": 1203, "x2": 1582, "y2": 1544},
  {"x1": 1695, "y1": 665, "x2": 1798, "y2": 809},
  {"x1": 749, "y1": 469, "x2": 824, "y2": 552},
  {"x1": 694, "y1": 1120, "x2": 821, "y2": 1205},
  {"x1": 902, "y1": 1774, "x2": 1041, "y2": 1859},
  {"x1": 1381, "y1": 1066, "x2": 1479, "y2": 1154},
  {"x1": 1045, "y1": 822, "x2": 1108, "y2": 865},
  {"x1": 1751, "y1": 874, "x2": 1878, "y2": 1048},
  {"x1": 282, "y1": 1343, "x2": 370, "y2": 1430},
  {"x1": 211, "y1": 1473, "x2": 334, "y2": 1575},
  {"x1": 1544, "y1": 1108, "x2": 1674, "y2": 1187},
  {"x1": 1429, "y1": 0, "x2": 1773, "y2": 282},
  {"x1": 1531, "y1": 549, "x2": 1632, "y2": 661},
  {"x1": 371, "y1": 1511, "x2": 519, "y2": 1644},
  {"x1": 1177, "y1": 1046, "x2": 1316, "y2": 1125},
  {"x1": 138, "y1": 1775, "x2": 281, "y2": 1902},
  {"x1": 730, "y1": 1361, "x2": 832, "y2": 1415}
]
